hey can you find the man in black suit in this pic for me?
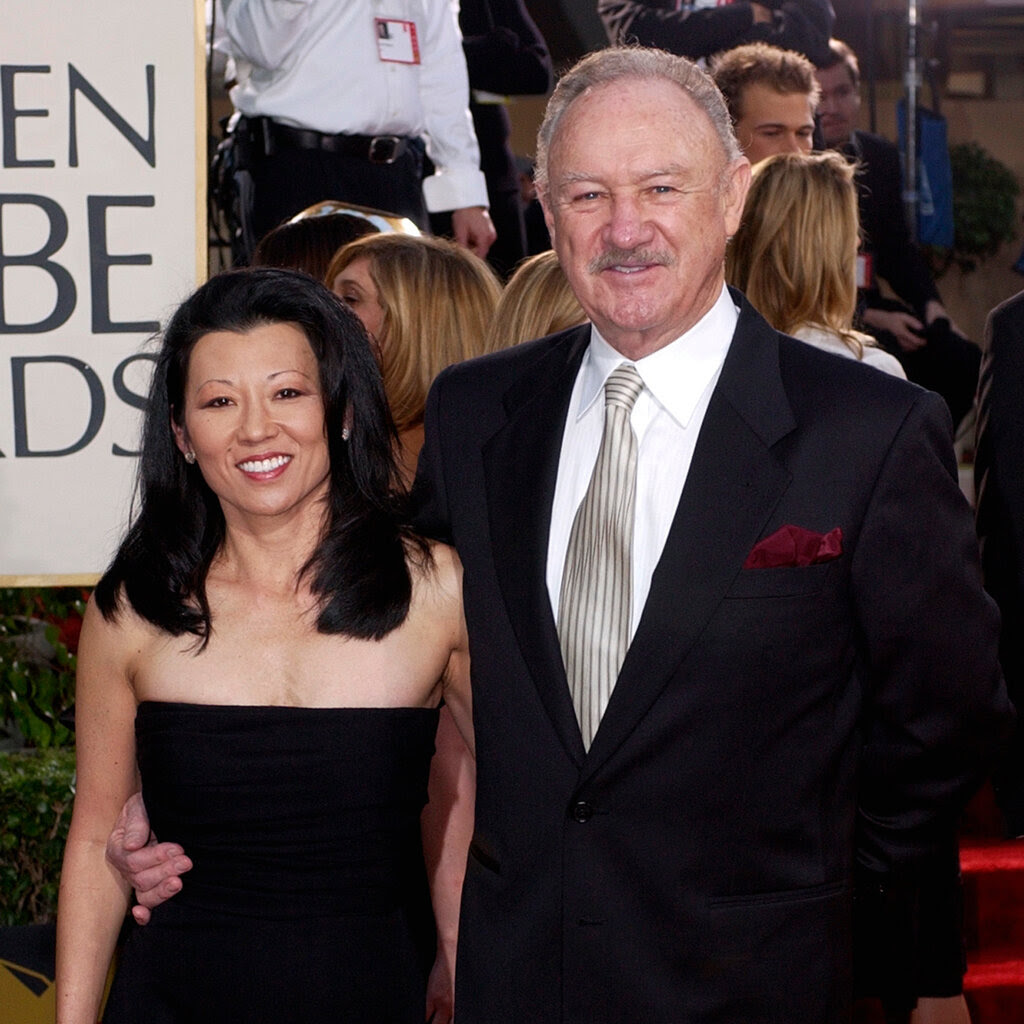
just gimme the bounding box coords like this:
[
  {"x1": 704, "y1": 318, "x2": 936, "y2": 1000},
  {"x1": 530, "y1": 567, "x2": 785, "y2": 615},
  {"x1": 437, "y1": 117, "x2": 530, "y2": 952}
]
[
  {"x1": 815, "y1": 38, "x2": 981, "y2": 429},
  {"x1": 110, "y1": 46, "x2": 1011, "y2": 1023},
  {"x1": 413, "y1": 46, "x2": 1010, "y2": 1022},
  {"x1": 975, "y1": 289, "x2": 1024, "y2": 839}
]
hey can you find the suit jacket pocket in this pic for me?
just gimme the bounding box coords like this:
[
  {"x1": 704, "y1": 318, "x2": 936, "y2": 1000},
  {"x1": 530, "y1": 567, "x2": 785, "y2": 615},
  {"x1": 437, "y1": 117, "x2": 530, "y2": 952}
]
[
  {"x1": 706, "y1": 880, "x2": 853, "y2": 1023},
  {"x1": 726, "y1": 560, "x2": 837, "y2": 599}
]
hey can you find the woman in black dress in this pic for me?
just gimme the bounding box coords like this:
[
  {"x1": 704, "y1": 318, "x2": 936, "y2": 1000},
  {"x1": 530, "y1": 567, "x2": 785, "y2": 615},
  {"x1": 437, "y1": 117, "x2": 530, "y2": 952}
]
[{"x1": 55, "y1": 269, "x2": 473, "y2": 1024}]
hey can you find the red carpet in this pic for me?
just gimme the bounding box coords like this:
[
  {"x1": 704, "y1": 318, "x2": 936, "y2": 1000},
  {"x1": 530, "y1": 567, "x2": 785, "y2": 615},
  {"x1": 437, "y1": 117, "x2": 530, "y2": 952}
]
[{"x1": 961, "y1": 788, "x2": 1024, "y2": 1023}]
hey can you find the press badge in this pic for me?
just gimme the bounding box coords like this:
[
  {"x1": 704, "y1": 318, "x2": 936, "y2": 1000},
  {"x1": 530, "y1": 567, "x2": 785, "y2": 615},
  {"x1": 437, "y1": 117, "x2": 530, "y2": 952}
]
[
  {"x1": 856, "y1": 252, "x2": 873, "y2": 289},
  {"x1": 375, "y1": 18, "x2": 420, "y2": 64}
]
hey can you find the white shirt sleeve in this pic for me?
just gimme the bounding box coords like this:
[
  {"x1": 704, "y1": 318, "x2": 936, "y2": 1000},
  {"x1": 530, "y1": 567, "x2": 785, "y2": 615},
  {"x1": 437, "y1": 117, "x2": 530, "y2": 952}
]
[{"x1": 417, "y1": 0, "x2": 488, "y2": 211}]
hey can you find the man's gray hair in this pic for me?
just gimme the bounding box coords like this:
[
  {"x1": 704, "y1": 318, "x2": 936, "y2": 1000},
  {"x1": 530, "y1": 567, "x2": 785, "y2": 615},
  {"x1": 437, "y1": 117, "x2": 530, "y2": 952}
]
[{"x1": 534, "y1": 46, "x2": 742, "y2": 195}]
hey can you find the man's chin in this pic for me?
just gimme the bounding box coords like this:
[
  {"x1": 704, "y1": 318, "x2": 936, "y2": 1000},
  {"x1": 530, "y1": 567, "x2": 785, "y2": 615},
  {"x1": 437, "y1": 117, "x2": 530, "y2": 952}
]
[
  {"x1": 597, "y1": 311, "x2": 676, "y2": 355},
  {"x1": 822, "y1": 126, "x2": 849, "y2": 147}
]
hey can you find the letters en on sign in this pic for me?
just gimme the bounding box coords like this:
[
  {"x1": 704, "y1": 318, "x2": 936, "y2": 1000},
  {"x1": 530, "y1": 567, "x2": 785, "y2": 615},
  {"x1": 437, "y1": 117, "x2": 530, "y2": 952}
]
[{"x1": 0, "y1": 0, "x2": 205, "y2": 582}]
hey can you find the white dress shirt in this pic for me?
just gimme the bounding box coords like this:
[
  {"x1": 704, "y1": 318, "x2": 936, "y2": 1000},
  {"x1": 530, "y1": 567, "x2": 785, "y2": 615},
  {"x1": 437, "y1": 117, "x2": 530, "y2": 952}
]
[
  {"x1": 220, "y1": 0, "x2": 488, "y2": 212},
  {"x1": 547, "y1": 285, "x2": 738, "y2": 635}
]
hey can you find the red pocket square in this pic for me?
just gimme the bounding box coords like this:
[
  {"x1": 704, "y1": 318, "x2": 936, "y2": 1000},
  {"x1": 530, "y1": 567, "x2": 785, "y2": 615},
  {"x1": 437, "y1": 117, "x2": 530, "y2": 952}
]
[{"x1": 743, "y1": 525, "x2": 843, "y2": 569}]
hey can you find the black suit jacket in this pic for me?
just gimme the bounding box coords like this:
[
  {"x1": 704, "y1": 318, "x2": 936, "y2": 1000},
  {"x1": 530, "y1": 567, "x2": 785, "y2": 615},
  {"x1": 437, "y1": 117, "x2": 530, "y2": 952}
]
[
  {"x1": 975, "y1": 288, "x2": 1024, "y2": 832},
  {"x1": 416, "y1": 295, "x2": 1011, "y2": 1023}
]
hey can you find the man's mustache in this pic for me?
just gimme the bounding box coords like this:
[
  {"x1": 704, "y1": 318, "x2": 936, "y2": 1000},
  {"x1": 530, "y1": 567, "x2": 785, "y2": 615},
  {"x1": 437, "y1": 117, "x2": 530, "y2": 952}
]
[{"x1": 588, "y1": 248, "x2": 676, "y2": 273}]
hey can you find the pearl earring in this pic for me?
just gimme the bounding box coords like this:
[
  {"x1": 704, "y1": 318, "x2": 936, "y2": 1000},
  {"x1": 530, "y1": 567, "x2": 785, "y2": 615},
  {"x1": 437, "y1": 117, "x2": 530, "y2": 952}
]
[{"x1": 184, "y1": 450, "x2": 196, "y2": 464}]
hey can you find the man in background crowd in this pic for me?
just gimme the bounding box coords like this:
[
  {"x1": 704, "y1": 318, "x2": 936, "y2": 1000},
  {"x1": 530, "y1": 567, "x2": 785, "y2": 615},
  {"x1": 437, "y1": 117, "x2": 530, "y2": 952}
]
[
  {"x1": 975, "y1": 289, "x2": 1024, "y2": 840},
  {"x1": 815, "y1": 38, "x2": 981, "y2": 430},
  {"x1": 437, "y1": 0, "x2": 552, "y2": 277},
  {"x1": 710, "y1": 42, "x2": 818, "y2": 164},
  {"x1": 214, "y1": 0, "x2": 495, "y2": 262},
  {"x1": 599, "y1": 0, "x2": 834, "y2": 66}
]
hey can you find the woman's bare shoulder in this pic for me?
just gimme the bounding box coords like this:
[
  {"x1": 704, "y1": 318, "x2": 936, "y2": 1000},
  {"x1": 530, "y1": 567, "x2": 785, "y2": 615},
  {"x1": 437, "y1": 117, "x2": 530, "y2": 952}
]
[
  {"x1": 426, "y1": 539, "x2": 461, "y2": 576},
  {"x1": 406, "y1": 540, "x2": 463, "y2": 626},
  {"x1": 423, "y1": 540, "x2": 463, "y2": 594},
  {"x1": 79, "y1": 589, "x2": 174, "y2": 681}
]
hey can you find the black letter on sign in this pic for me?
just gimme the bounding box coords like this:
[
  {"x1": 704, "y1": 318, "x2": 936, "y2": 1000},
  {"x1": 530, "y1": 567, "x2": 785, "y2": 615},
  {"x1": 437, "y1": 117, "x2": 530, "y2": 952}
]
[
  {"x1": 0, "y1": 194, "x2": 77, "y2": 333},
  {"x1": 68, "y1": 64, "x2": 155, "y2": 168},
  {"x1": 1, "y1": 66, "x2": 55, "y2": 168},
  {"x1": 12, "y1": 355, "x2": 105, "y2": 457},
  {"x1": 112, "y1": 351, "x2": 156, "y2": 456},
  {"x1": 88, "y1": 195, "x2": 159, "y2": 334}
]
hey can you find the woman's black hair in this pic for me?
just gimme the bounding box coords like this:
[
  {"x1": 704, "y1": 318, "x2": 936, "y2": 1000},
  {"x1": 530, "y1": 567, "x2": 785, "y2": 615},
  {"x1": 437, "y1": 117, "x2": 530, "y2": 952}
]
[{"x1": 94, "y1": 267, "x2": 423, "y2": 642}]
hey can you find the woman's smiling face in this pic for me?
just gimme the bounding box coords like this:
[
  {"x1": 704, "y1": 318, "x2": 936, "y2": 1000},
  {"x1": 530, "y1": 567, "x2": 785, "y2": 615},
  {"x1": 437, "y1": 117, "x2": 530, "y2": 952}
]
[{"x1": 173, "y1": 321, "x2": 331, "y2": 526}]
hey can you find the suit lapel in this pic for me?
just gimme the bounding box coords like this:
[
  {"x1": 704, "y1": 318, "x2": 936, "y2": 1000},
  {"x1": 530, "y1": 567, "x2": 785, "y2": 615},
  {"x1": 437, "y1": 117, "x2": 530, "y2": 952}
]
[
  {"x1": 583, "y1": 301, "x2": 798, "y2": 777},
  {"x1": 483, "y1": 326, "x2": 591, "y2": 765}
]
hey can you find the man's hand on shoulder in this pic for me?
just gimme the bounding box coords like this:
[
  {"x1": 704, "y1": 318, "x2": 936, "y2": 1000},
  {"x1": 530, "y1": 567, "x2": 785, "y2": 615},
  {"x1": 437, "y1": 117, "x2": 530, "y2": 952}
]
[
  {"x1": 106, "y1": 791, "x2": 193, "y2": 924},
  {"x1": 451, "y1": 206, "x2": 496, "y2": 259}
]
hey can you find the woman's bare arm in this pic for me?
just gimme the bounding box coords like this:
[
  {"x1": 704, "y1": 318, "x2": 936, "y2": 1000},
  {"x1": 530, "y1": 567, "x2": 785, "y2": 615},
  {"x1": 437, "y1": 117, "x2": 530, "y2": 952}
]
[
  {"x1": 421, "y1": 546, "x2": 475, "y2": 1023},
  {"x1": 56, "y1": 598, "x2": 141, "y2": 1024},
  {"x1": 422, "y1": 705, "x2": 475, "y2": 1024}
]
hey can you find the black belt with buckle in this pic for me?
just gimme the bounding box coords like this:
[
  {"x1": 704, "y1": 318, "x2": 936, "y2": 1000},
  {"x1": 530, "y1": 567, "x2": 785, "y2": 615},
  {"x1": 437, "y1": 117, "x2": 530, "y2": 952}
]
[{"x1": 263, "y1": 119, "x2": 409, "y2": 164}]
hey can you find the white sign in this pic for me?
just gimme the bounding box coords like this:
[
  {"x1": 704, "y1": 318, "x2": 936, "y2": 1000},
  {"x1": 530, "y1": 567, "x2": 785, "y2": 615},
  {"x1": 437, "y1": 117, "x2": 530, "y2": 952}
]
[{"x1": 0, "y1": 0, "x2": 205, "y2": 582}]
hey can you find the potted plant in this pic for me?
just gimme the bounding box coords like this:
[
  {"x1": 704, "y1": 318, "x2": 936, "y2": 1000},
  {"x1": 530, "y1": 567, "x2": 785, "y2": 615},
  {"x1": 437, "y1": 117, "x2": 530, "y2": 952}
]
[{"x1": 924, "y1": 142, "x2": 1021, "y2": 277}]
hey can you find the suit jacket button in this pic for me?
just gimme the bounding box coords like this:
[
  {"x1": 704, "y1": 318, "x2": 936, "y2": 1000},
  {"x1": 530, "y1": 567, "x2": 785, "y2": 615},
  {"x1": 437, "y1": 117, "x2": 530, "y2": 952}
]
[{"x1": 571, "y1": 800, "x2": 593, "y2": 823}]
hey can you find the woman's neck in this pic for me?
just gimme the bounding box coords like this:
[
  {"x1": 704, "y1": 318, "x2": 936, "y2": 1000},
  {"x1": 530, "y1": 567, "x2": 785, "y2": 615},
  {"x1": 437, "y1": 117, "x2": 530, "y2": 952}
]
[{"x1": 214, "y1": 501, "x2": 326, "y2": 594}]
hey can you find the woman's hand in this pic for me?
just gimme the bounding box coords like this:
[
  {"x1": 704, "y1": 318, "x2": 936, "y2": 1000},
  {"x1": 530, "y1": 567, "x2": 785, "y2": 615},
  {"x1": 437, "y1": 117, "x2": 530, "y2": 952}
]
[{"x1": 425, "y1": 949, "x2": 455, "y2": 1024}]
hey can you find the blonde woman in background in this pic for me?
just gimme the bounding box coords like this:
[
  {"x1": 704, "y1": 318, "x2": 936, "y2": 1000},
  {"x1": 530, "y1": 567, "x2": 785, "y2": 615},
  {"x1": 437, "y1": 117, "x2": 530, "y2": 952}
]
[
  {"x1": 327, "y1": 234, "x2": 502, "y2": 486},
  {"x1": 726, "y1": 150, "x2": 905, "y2": 379},
  {"x1": 485, "y1": 249, "x2": 587, "y2": 350}
]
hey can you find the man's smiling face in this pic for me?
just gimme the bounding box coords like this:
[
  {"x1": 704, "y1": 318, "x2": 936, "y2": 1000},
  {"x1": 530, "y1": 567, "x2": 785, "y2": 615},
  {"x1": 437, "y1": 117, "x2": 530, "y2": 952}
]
[{"x1": 540, "y1": 76, "x2": 750, "y2": 360}]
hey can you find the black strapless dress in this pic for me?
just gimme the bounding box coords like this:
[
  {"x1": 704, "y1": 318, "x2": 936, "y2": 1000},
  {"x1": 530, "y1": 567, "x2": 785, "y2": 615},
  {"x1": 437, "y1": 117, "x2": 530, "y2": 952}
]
[{"x1": 101, "y1": 701, "x2": 439, "y2": 1023}]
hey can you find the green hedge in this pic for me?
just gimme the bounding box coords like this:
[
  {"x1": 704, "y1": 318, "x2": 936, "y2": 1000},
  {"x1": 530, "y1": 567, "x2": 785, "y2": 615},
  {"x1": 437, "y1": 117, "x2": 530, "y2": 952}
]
[
  {"x1": 0, "y1": 749, "x2": 76, "y2": 926},
  {"x1": 0, "y1": 587, "x2": 84, "y2": 750}
]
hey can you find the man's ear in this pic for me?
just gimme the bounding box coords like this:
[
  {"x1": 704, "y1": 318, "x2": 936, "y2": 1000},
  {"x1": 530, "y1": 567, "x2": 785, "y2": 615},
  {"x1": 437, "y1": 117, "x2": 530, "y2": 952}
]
[{"x1": 723, "y1": 157, "x2": 752, "y2": 238}]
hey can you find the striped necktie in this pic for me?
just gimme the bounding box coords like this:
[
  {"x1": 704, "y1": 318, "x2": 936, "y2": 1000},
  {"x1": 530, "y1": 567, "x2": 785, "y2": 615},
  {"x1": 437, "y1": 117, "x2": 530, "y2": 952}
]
[{"x1": 558, "y1": 363, "x2": 645, "y2": 749}]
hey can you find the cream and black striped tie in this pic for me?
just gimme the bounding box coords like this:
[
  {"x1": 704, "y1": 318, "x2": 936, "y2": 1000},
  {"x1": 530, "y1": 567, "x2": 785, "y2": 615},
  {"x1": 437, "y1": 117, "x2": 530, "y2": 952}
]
[{"x1": 558, "y1": 363, "x2": 645, "y2": 749}]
